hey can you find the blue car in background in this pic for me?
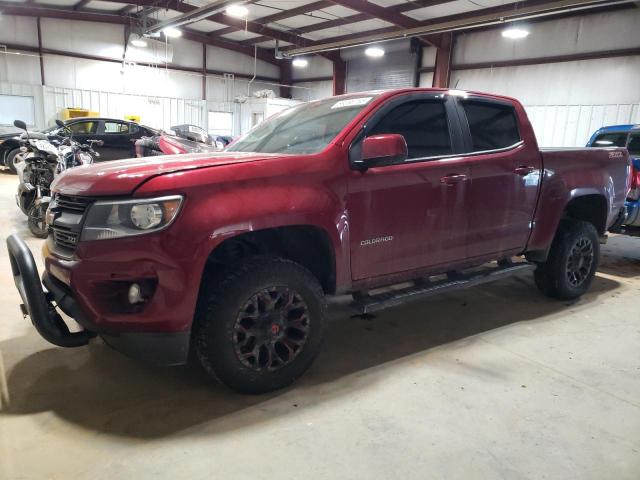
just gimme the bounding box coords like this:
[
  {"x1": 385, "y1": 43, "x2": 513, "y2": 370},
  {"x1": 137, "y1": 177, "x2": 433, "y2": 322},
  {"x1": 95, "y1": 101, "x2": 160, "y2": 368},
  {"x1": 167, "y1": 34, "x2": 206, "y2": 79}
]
[{"x1": 587, "y1": 124, "x2": 640, "y2": 228}]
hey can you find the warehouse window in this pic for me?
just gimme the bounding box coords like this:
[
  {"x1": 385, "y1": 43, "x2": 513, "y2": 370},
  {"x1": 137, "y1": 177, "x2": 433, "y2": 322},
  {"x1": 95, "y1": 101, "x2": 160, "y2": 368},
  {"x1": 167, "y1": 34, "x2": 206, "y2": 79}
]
[
  {"x1": 208, "y1": 111, "x2": 233, "y2": 136},
  {"x1": 462, "y1": 101, "x2": 521, "y2": 152},
  {"x1": 368, "y1": 100, "x2": 452, "y2": 159}
]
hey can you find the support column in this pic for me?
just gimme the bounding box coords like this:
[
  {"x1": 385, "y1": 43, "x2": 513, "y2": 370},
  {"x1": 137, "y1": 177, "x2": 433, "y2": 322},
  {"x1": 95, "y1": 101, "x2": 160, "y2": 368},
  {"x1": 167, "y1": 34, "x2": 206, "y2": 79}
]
[
  {"x1": 37, "y1": 17, "x2": 45, "y2": 86},
  {"x1": 333, "y1": 58, "x2": 346, "y2": 96},
  {"x1": 432, "y1": 32, "x2": 453, "y2": 89},
  {"x1": 202, "y1": 43, "x2": 207, "y2": 101},
  {"x1": 279, "y1": 59, "x2": 292, "y2": 99}
]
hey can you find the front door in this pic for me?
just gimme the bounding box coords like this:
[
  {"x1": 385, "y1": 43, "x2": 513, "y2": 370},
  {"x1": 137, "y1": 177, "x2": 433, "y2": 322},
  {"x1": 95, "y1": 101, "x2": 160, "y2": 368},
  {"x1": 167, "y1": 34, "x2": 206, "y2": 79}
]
[
  {"x1": 347, "y1": 95, "x2": 472, "y2": 281},
  {"x1": 456, "y1": 97, "x2": 542, "y2": 259}
]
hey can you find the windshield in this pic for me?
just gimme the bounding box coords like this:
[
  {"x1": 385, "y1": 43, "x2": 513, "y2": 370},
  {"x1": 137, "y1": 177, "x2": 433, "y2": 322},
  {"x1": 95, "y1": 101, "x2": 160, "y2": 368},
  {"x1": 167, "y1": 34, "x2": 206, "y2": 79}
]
[
  {"x1": 227, "y1": 95, "x2": 376, "y2": 154},
  {"x1": 591, "y1": 132, "x2": 628, "y2": 147}
]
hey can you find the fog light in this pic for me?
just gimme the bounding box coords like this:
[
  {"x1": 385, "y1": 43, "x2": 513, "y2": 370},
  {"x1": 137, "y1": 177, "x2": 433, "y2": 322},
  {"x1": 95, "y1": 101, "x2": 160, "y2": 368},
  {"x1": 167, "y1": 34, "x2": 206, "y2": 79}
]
[{"x1": 128, "y1": 283, "x2": 144, "y2": 304}]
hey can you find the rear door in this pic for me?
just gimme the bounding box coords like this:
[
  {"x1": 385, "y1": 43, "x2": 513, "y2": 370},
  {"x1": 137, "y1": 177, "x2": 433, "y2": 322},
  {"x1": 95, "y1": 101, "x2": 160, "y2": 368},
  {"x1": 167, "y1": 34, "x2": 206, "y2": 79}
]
[
  {"x1": 67, "y1": 119, "x2": 99, "y2": 146},
  {"x1": 456, "y1": 97, "x2": 542, "y2": 259},
  {"x1": 347, "y1": 93, "x2": 472, "y2": 280},
  {"x1": 97, "y1": 121, "x2": 136, "y2": 160}
]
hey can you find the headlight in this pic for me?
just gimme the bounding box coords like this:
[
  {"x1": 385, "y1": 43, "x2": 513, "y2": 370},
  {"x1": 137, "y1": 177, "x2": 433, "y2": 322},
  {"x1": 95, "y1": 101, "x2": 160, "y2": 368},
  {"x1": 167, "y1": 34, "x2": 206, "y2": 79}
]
[{"x1": 80, "y1": 195, "x2": 183, "y2": 241}]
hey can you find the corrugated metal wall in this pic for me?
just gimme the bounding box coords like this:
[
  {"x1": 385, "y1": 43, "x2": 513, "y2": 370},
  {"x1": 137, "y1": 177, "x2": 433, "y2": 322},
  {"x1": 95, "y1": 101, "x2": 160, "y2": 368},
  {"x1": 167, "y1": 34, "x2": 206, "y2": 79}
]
[{"x1": 526, "y1": 103, "x2": 640, "y2": 147}]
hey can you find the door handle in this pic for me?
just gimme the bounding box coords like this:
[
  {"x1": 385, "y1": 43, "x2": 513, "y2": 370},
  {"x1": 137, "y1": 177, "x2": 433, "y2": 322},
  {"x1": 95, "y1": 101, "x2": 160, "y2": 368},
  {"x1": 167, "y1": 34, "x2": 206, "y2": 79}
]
[
  {"x1": 514, "y1": 165, "x2": 536, "y2": 175},
  {"x1": 440, "y1": 173, "x2": 468, "y2": 186}
]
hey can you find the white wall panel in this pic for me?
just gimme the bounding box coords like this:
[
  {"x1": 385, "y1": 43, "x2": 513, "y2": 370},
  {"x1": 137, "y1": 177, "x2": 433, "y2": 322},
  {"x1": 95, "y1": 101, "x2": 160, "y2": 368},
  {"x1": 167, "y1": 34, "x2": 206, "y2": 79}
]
[
  {"x1": 451, "y1": 56, "x2": 640, "y2": 106},
  {"x1": 526, "y1": 103, "x2": 640, "y2": 148},
  {"x1": 170, "y1": 37, "x2": 203, "y2": 69},
  {"x1": 0, "y1": 16, "x2": 38, "y2": 47},
  {"x1": 42, "y1": 85, "x2": 206, "y2": 131},
  {"x1": 0, "y1": 51, "x2": 42, "y2": 85},
  {"x1": 454, "y1": 9, "x2": 640, "y2": 64},
  {"x1": 206, "y1": 45, "x2": 279, "y2": 79},
  {"x1": 41, "y1": 18, "x2": 125, "y2": 59},
  {"x1": 291, "y1": 56, "x2": 333, "y2": 81},
  {"x1": 0, "y1": 82, "x2": 45, "y2": 131},
  {"x1": 291, "y1": 80, "x2": 333, "y2": 101}
]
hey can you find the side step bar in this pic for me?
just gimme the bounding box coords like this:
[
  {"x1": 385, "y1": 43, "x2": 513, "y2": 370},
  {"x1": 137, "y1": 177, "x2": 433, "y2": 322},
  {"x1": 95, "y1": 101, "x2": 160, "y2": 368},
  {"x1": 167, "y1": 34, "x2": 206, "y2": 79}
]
[{"x1": 351, "y1": 262, "x2": 536, "y2": 314}]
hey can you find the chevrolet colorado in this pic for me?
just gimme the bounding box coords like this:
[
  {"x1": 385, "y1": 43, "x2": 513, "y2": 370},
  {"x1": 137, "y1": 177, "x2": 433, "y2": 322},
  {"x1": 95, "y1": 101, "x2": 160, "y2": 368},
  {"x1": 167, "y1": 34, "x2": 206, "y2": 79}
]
[{"x1": 8, "y1": 88, "x2": 630, "y2": 393}]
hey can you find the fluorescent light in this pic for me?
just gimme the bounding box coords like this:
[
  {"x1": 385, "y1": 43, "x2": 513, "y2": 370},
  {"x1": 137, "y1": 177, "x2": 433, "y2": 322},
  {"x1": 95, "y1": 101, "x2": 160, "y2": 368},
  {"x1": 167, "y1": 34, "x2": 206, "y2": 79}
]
[
  {"x1": 292, "y1": 57, "x2": 308, "y2": 68},
  {"x1": 226, "y1": 4, "x2": 249, "y2": 18},
  {"x1": 162, "y1": 27, "x2": 182, "y2": 38},
  {"x1": 365, "y1": 46, "x2": 384, "y2": 58},
  {"x1": 130, "y1": 36, "x2": 148, "y2": 48},
  {"x1": 501, "y1": 27, "x2": 529, "y2": 39}
]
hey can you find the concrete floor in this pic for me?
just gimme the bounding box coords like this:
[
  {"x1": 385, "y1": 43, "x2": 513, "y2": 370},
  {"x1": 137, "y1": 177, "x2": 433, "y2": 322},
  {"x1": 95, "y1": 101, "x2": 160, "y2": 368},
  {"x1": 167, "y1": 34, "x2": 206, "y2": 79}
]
[{"x1": 0, "y1": 171, "x2": 638, "y2": 479}]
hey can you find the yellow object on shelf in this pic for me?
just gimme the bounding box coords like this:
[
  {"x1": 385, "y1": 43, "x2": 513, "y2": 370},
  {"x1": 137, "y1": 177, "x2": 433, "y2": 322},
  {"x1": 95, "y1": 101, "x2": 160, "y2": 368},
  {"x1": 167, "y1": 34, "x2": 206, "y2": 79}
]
[
  {"x1": 124, "y1": 115, "x2": 141, "y2": 123},
  {"x1": 61, "y1": 108, "x2": 99, "y2": 120}
]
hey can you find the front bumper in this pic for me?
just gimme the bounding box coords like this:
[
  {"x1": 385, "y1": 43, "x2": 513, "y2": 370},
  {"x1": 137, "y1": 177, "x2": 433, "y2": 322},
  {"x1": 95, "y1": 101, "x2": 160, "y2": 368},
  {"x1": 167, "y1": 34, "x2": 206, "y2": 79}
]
[{"x1": 7, "y1": 233, "x2": 190, "y2": 365}]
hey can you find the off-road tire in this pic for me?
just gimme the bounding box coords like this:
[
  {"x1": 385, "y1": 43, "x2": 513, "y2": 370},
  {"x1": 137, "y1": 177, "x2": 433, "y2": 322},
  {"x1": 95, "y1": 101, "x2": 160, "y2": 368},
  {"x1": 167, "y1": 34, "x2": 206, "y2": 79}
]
[
  {"x1": 534, "y1": 219, "x2": 599, "y2": 300},
  {"x1": 5, "y1": 148, "x2": 21, "y2": 174},
  {"x1": 194, "y1": 256, "x2": 326, "y2": 394}
]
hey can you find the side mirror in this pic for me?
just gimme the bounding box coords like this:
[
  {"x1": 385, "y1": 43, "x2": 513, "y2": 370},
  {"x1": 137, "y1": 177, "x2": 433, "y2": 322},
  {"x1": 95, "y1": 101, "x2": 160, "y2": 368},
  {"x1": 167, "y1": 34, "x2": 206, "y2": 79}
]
[
  {"x1": 13, "y1": 120, "x2": 27, "y2": 131},
  {"x1": 55, "y1": 119, "x2": 65, "y2": 128},
  {"x1": 353, "y1": 134, "x2": 408, "y2": 170},
  {"x1": 94, "y1": 140, "x2": 104, "y2": 147}
]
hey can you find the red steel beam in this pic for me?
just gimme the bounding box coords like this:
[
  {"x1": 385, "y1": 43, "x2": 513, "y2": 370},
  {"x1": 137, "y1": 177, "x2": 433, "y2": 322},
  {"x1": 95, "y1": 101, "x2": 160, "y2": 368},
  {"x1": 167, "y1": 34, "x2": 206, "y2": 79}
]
[
  {"x1": 333, "y1": 58, "x2": 346, "y2": 95},
  {"x1": 431, "y1": 32, "x2": 452, "y2": 87}
]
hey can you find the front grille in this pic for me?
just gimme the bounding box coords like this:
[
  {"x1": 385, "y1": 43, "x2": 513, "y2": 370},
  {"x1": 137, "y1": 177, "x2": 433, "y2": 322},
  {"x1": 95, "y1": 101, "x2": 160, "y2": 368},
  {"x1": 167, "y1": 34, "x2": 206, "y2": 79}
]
[
  {"x1": 50, "y1": 194, "x2": 92, "y2": 252},
  {"x1": 56, "y1": 194, "x2": 91, "y2": 214},
  {"x1": 52, "y1": 225, "x2": 79, "y2": 250}
]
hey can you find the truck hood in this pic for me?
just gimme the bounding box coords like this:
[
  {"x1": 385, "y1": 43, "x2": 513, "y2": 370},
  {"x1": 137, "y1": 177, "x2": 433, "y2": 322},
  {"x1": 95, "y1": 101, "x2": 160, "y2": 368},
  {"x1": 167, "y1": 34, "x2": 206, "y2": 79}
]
[{"x1": 52, "y1": 151, "x2": 283, "y2": 196}]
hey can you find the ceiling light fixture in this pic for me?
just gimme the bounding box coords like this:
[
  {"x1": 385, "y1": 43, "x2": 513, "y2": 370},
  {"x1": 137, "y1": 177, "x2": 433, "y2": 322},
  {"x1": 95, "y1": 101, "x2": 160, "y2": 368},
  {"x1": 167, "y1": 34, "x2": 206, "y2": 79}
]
[
  {"x1": 292, "y1": 57, "x2": 308, "y2": 68},
  {"x1": 226, "y1": 4, "x2": 249, "y2": 18},
  {"x1": 130, "y1": 36, "x2": 148, "y2": 48},
  {"x1": 501, "y1": 27, "x2": 530, "y2": 39},
  {"x1": 365, "y1": 46, "x2": 385, "y2": 58},
  {"x1": 162, "y1": 27, "x2": 182, "y2": 38}
]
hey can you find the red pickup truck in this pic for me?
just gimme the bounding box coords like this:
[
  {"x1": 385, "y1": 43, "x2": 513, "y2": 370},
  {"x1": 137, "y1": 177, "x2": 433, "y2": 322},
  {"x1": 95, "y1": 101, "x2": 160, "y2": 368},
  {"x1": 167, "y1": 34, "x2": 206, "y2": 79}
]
[{"x1": 8, "y1": 88, "x2": 630, "y2": 393}]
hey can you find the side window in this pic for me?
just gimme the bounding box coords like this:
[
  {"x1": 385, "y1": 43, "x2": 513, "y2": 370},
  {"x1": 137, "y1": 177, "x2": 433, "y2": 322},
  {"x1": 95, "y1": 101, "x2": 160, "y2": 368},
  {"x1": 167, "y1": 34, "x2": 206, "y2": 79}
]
[
  {"x1": 68, "y1": 121, "x2": 97, "y2": 134},
  {"x1": 104, "y1": 121, "x2": 130, "y2": 134},
  {"x1": 461, "y1": 101, "x2": 521, "y2": 152},
  {"x1": 368, "y1": 100, "x2": 451, "y2": 159}
]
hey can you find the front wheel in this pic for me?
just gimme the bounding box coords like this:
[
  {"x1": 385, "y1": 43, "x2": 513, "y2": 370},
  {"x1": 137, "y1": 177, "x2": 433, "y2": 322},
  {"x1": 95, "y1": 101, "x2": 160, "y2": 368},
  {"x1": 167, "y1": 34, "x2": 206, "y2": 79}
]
[
  {"x1": 194, "y1": 256, "x2": 326, "y2": 394},
  {"x1": 27, "y1": 203, "x2": 48, "y2": 238},
  {"x1": 534, "y1": 219, "x2": 599, "y2": 300}
]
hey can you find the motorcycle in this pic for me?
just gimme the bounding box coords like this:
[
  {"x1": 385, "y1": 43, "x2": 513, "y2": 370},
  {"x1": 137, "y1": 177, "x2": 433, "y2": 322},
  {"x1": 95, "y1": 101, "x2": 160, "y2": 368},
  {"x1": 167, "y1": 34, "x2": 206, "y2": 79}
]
[{"x1": 13, "y1": 119, "x2": 101, "y2": 238}]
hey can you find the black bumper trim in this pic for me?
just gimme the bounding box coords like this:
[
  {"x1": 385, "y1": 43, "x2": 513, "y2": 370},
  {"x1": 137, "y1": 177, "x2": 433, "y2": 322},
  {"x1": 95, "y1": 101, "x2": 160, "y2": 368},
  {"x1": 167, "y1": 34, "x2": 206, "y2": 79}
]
[
  {"x1": 7, "y1": 233, "x2": 95, "y2": 347},
  {"x1": 101, "y1": 330, "x2": 190, "y2": 366}
]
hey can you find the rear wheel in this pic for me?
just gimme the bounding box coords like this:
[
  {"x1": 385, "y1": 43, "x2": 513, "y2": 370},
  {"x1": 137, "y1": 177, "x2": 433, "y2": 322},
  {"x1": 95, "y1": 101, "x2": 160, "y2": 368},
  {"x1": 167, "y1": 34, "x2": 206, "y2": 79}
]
[
  {"x1": 534, "y1": 219, "x2": 599, "y2": 300},
  {"x1": 27, "y1": 204, "x2": 48, "y2": 238},
  {"x1": 194, "y1": 256, "x2": 326, "y2": 394},
  {"x1": 5, "y1": 148, "x2": 22, "y2": 174}
]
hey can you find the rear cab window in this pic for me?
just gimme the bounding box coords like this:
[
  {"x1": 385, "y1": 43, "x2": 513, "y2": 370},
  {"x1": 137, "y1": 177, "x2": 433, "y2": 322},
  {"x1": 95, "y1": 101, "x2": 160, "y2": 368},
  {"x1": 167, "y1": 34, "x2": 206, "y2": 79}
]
[
  {"x1": 627, "y1": 133, "x2": 640, "y2": 157},
  {"x1": 460, "y1": 100, "x2": 521, "y2": 152},
  {"x1": 591, "y1": 132, "x2": 628, "y2": 147}
]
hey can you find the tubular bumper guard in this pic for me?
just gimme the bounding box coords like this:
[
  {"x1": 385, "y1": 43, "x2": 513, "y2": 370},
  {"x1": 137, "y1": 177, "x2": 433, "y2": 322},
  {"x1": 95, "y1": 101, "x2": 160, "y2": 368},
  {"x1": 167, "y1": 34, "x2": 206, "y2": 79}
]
[
  {"x1": 7, "y1": 233, "x2": 95, "y2": 347},
  {"x1": 6, "y1": 233, "x2": 190, "y2": 365}
]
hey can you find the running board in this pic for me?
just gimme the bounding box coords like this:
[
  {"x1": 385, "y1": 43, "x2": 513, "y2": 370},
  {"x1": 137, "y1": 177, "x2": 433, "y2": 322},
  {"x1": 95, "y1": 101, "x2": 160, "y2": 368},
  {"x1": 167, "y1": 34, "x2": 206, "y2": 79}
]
[{"x1": 351, "y1": 262, "x2": 536, "y2": 314}]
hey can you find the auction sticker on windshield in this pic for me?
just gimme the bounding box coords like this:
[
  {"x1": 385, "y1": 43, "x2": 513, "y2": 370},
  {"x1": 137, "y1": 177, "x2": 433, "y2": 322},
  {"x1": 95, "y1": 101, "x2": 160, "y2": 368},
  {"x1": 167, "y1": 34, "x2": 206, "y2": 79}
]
[{"x1": 331, "y1": 97, "x2": 373, "y2": 109}]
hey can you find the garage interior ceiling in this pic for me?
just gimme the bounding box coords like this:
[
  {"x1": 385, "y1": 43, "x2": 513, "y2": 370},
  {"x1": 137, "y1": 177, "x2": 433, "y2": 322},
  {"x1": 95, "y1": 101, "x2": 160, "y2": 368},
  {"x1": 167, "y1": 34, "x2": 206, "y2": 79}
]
[{"x1": 0, "y1": 0, "x2": 632, "y2": 60}]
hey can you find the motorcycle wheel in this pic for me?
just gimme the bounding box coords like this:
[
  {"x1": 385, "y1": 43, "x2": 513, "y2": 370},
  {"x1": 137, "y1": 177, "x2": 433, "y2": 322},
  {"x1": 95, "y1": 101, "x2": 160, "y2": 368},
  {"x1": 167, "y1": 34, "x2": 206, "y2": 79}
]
[{"x1": 27, "y1": 204, "x2": 48, "y2": 239}]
